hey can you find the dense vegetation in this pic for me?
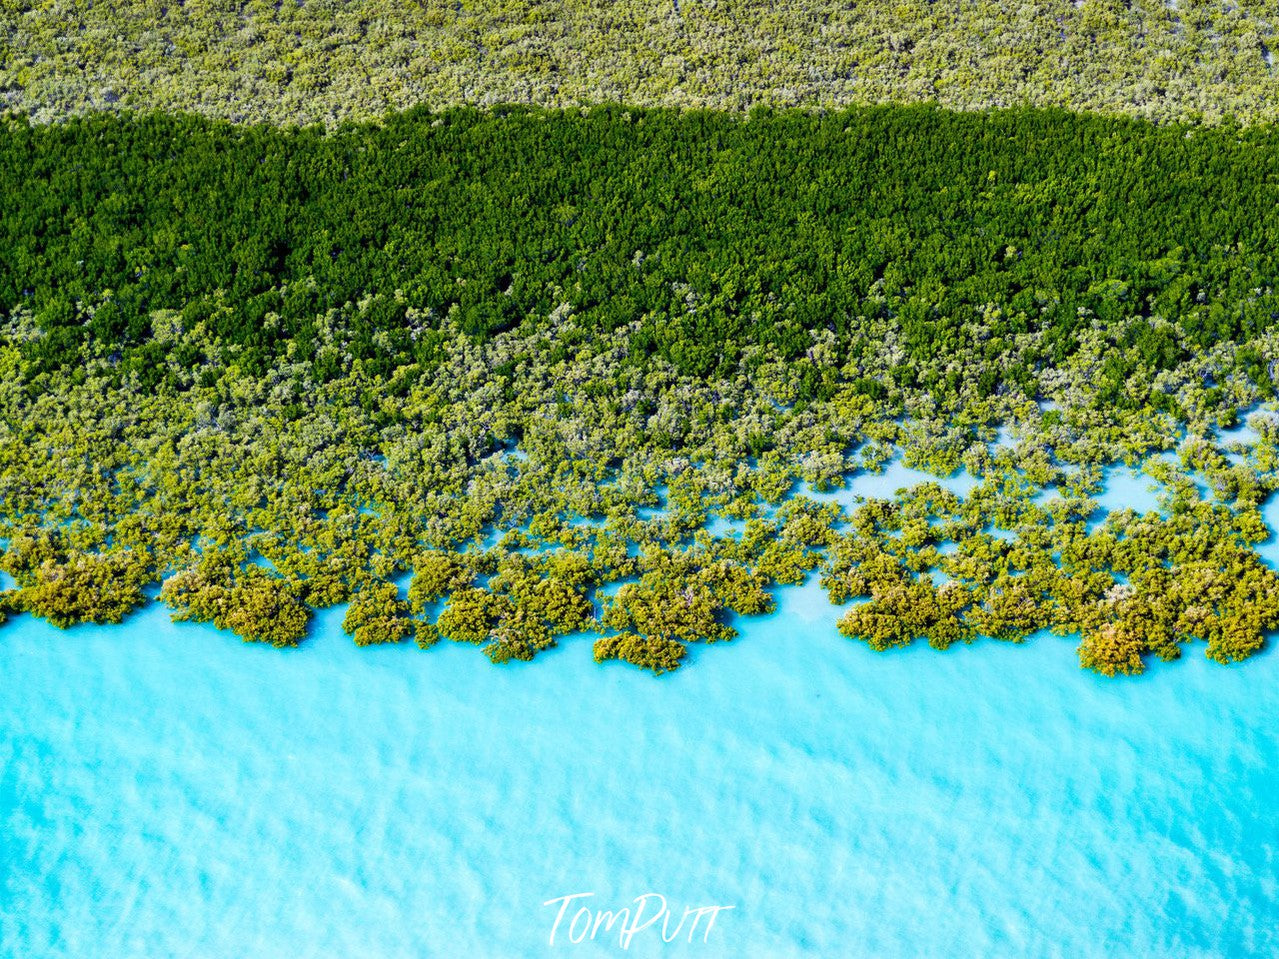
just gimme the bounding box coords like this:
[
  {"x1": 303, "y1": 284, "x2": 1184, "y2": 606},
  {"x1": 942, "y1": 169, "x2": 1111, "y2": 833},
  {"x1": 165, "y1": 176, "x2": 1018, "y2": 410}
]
[
  {"x1": 5, "y1": 105, "x2": 1279, "y2": 398},
  {"x1": 4, "y1": 105, "x2": 1279, "y2": 676},
  {"x1": 3, "y1": 0, "x2": 1277, "y2": 126}
]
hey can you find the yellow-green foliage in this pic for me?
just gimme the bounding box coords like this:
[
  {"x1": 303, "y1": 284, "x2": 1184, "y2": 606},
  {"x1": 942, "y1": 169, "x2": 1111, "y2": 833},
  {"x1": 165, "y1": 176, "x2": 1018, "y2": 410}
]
[
  {"x1": 436, "y1": 587, "x2": 510, "y2": 644},
  {"x1": 825, "y1": 473, "x2": 1279, "y2": 676},
  {"x1": 3, "y1": 106, "x2": 1279, "y2": 677},
  {"x1": 16, "y1": 554, "x2": 147, "y2": 628},
  {"x1": 1077, "y1": 622, "x2": 1148, "y2": 677},
  {"x1": 486, "y1": 607, "x2": 556, "y2": 664},
  {"x1": 221, "y1": 578, "x2": 311, "y2": 647},
  {"x1": 837, "y1": 579, "x2": 971, "y2": 652},
  {"x1": 414, "y1": 621, "x2": 442, "y2": 650},
  {"x1": 424, "y1": 554, "x2": 596, "y2": 662},
  {"x1": 161, "y1": 561, "x2": 310, "y2": 647},
  {"x1": 4, "y1": 282, "x2": 1278, "y2": 676},
  {"x1": 342, "y1": 581, "x2": 414, "y2": 646},
  {"x1": 601, "y1": 577, "x2": 731, "y2": 644},
  {"x1": 4, "y1": 1, "x2": 1278, "y2": 126},
  {"x1": 594, "y1": 631, "x2": 687, "y2": 675},
  {"x1": 407, "y1": 553, "x2": 473, "y2": 612}
]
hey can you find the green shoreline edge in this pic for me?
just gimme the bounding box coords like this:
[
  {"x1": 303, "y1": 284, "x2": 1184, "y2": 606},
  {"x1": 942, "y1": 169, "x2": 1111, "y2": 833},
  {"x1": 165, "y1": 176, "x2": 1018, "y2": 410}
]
[{"x1": 3, "y1": 103, "x2": 1279, "y2": 677}]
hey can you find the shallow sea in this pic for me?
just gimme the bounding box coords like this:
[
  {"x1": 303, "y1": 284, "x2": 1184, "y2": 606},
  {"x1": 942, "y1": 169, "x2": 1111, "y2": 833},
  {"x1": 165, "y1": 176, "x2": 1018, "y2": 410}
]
[{"x1": 2, "y1": 467, "x2": 1277, "y2": 957}]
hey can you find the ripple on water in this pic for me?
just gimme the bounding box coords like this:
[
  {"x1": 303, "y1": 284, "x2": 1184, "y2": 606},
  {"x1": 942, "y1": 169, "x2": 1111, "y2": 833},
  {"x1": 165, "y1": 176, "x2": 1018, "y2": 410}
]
[{"x1": 2, "y1": 573, "x2": 1278, "y2": 957}]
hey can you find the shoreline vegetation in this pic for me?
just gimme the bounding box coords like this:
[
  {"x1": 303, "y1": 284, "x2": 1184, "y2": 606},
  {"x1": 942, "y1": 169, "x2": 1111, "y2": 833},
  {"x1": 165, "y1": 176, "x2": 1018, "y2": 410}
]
[
  {"x1": 2, "y1": 0, "x2": 1277, "y2": 127},
  {"x1": 4, "y1": 104, "x2": 1279, "y2": 676}
]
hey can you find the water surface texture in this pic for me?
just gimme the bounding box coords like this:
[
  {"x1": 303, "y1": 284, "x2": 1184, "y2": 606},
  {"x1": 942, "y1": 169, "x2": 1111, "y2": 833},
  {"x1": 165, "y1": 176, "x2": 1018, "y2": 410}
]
[
  {"x1": 3, "y1": 457, "x2": 1278, "y2": 956},
  {"x1": 3, "y1": 571, "x2": 1277, "y2": 957}
]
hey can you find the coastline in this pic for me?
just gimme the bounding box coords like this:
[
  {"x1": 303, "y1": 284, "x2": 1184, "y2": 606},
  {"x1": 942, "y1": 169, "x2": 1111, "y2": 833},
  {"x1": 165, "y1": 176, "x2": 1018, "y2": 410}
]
[
  {"x1": 3, "y1": 584, "x2": 1276, "y2": 957},
  {"x1": 5, "y1": 106, "x2": 1279, "y2": 677}
]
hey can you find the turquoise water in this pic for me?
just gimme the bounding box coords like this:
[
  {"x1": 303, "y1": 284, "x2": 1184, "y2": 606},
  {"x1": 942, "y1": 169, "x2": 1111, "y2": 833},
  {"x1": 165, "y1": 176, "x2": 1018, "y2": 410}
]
[
  {"x1": 1089, "y1": 466, "x2": 1166, "y2": 527},
  {"x1": 4, "y1": 584, "x2": 1278, "y2": 957},
  {"x1": 5, "y1": 459, "x2": 1279, "y2": 957}
]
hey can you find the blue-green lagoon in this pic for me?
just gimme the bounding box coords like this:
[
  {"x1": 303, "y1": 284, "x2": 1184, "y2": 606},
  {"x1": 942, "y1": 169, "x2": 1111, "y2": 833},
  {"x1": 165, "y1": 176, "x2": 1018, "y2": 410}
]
[{"x1": 2, "y1": 466, "x2": 1278, "y2": 956}]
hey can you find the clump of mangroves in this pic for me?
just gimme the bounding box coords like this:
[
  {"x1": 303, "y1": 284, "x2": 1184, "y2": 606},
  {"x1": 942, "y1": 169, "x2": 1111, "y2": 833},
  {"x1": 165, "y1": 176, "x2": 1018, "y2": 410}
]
[
  {"x1": 4, "y1": 105, "x2": 1279, "y2": 677},
  {"x1": 5, "y1": 0, "x2": 1279, "y2": 127}
]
